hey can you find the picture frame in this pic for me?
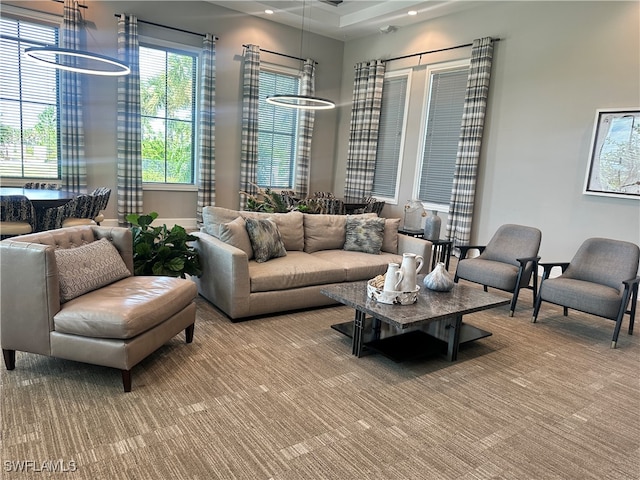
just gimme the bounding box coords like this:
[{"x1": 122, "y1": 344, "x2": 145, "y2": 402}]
[{"x1": 583, "y1": 108, "x2": 640, "y2": 199}]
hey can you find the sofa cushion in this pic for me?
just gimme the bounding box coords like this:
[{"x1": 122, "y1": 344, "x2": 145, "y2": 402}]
[
  {"x1": 303, "y1": 214, "x2": 347, "y2": 253},
  {"x1": 202, "y1": 206, "x2": 239, "y2": 237},
  {"x1": 54, "y1": 238, "x2": 132, "y2": 303},
  {"x1": 241, "y1": 210, "x2": 304, "y2": 251},
  {"x1": 312, "y1": 249, "x2": 403, "y2": 282},
  {"x1": 219, "y1": 216, "x2": 253, "y2": 259},
  {"x1": 248, "y1": 251, "x2": 345, "y2": 292},
  {"x1": 54, "y1": 276, "x2": 197, "y2": 339},
  {"x1": 382, "y1": 218, "x2": 401, "y2": 254},
  {"x1": 344, "y1": 216, "x2": 386, "y2": 254},
  {"x1": 245, "y1": 218, "x2": 287, "y2": 263}
]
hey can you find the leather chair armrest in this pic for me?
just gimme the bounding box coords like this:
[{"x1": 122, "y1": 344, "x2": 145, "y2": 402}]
[{"x1": 0, "y1": 240, "x2": 59, "y2": 356}]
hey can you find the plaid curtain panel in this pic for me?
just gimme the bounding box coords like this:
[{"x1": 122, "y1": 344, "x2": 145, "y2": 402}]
[
  {"x1": 197, "y1": 34, "x2": 217, "y2": 225},
  {"x1": 344, "y1": 60, "x2": 385, "y2": 199},
  {"x1": 116, "y1": 15, "x2": 143, "y2": 225},
  {"x1": 239, "y1": 45, "x2": 260, "y2": 210},
  {"x1": 60, "y1": 0, "x2": 86, "y2": 194},
  {"x1": 445, "y1": 37, "x2": 494, "y2": 247},
  {"x1": 293, "y1": 59, "x2": 316, "y2": 199}
]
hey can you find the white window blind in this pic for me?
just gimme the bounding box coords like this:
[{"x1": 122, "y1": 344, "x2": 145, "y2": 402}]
[
  {"x1": 372, "y1": 73, "x2": 408, "y2": 199},
  {"x1": 140, "y1": 45, "x2": 197, "y2": 184},
  {"x1": 257, "y1": 69, "x2": 299, "y2": 189},
  {"x1": 0, "y1": 17, "x2": 59, "y2": 179},
  {"x1": 418, "y1": 66, "x2": 469, "y2": 205}
]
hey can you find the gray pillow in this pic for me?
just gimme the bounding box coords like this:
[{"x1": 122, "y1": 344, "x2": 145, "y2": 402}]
[
  {"x1": 54, "y1": 238, "x2": 131, "y2": 302},
  {"x1": 245, "y1": 218, "x2": 287, "y2": 263},
  {"x1": 344, "y1": 216, "x2": 386, "y2": 254},
  {"x1": 219, "y1": 216, "x2": 254, "y2": 259}
]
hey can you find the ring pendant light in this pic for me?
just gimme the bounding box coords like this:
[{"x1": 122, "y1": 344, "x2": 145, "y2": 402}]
[
  {"x1": 24, "y1": 46, "x2": 130, "y2": 76},
  {"x1": 265, "y1": 0, "x2": 335, "y2": 110}
]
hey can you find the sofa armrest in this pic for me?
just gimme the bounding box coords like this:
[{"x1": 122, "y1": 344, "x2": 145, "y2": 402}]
[
  {"x1": 192, "y1": 231, "x2": 251, "y2": 318},
  {"x1": 0, "y1": 240, "x2": 59, "y2": 356},
  {"x1": 397, "y1": 235, "x2": 433, "y2": 272}
]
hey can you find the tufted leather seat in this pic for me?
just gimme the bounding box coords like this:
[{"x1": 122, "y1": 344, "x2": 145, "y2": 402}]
[{"x1": 1, "y1": 226, "x2": 197, "y2": 391}]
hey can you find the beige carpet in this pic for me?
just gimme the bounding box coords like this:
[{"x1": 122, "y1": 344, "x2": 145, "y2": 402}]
[{"x1": 1, "y1": 289, "x2": 639, "y2": 479}]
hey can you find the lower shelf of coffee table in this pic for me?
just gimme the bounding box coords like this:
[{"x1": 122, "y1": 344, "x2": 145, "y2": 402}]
[{"x1": 331, "y1": 320, "x2": 492, "y2": 363}]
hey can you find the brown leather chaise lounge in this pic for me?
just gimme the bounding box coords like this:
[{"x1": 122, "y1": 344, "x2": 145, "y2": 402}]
[{"x1": 0, "y1": 225, "x2": 197, "y2": 391}]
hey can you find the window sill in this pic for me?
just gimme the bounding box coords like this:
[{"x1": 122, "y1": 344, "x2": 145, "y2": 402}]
[{"x1": 143, "y1": 183, "x2": 197, "y2": 192}]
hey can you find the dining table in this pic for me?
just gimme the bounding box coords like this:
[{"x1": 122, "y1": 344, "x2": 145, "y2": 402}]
[{"x1": 0, "y1": 187, "x2": 76, "y2": 210}]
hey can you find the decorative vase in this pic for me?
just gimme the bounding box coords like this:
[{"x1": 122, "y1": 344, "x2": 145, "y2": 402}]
[
  {"x1": 423, "y1": 210, "x2": 441, "y2": 240},
  {"x1": 423, "y1": 262, "x2": 454, "y2": 292},
  {"x1": 403, "y1": 199, "x2": 426, "y2": 232}
]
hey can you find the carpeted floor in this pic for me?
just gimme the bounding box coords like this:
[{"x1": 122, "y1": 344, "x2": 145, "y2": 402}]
[{"x1": 1, "y1": 287, "x2": 639, "y2": 479}]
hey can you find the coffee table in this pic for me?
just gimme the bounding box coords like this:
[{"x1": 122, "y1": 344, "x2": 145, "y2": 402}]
[{"x1": 321, "y1": 277, "x2": 510, "y2": 362}]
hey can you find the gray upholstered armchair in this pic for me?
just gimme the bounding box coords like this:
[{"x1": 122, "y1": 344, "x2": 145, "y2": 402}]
[
  {"x1": 1, "y1": 226, "x2": 197, "y2": 391},
  {"x1": 532, "y1": 237, "x2": 640, "y2": 348},
  {"x1": 454, "y1": 224, "x2": 542, "y2": 316}
]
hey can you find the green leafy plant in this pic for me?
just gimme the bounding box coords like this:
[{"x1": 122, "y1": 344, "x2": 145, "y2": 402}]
[
  {"x1": 240, "y1": 183, "x2": 289, "y2": 213},
  {"x1": 126, "y1": 212, "x2": 202, "y2": 278}
]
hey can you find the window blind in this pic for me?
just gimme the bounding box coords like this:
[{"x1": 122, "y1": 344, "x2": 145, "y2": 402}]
[
  {"x1": 257, "y1": 70, "x2": 299, "y2": 189},
  {"x1": 372, "y1": 74, "x2": 408, "y2": 198},
  {"x1": 0, "y1": 17, "x2": 59, "y2": 178},
  {"x1": 418, "y1": 67, "x2": 469, "y2": 204}
]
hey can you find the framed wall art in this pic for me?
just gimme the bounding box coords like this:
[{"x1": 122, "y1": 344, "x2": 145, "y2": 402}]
[{"x1": 583, "y1": 108, "x2": 640, "y2": 199}]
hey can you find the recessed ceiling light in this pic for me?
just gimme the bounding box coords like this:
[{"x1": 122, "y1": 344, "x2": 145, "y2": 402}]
[
  {"x1": 408, "y1": 10, "x2": 418, "y2": 16},
  {"x1": 265, "y1": 9, "x2": 274, "y2": 14}
]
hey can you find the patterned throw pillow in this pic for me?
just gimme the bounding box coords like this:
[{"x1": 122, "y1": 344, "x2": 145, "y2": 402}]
[
  {"x1": 344, "y1": 216, "x2": 386, "y2": 254},
  {"x1": 244, "y1": 218, "x2": 287, "y2": 263},
  {"x1": 55, "y1": 238, "x2": 131, "y2": 302}
]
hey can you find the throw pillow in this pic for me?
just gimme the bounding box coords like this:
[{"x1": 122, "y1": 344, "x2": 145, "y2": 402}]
[
  {"x1": 241, "y1": 210, "x2": 304, "y2": 251},
  {"x1": 344, "y1": 216, "x2": 386, "y2": 255},
  {"x1": 202, "y1": 206, "x2": 242, "y2": 238},
  {"x1": 244, "y1": 218, "x2": 287, "y2": 263},
  {"x1": 219, "y1": 216, "x2": 254, "y2": 259},
  {"x1": 55, "y1": 238, "x2": 131, "y2": 303},
  {"x1": 382, "y1": 218, "x2": 401, "y2": 254}
]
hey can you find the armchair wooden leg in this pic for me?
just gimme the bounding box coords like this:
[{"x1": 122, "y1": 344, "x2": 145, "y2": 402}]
[
  {"x1": 185, "y1": 323, "x2": 194, "y2": 343},
  {"x1": 121, "y1": 369, "x2": 132, "y2": 392},
  {"x1": 3, "y1": 349, "x2": 16, "y2": 370}
]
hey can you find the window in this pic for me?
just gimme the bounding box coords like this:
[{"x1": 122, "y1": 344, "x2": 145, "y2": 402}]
[
  {"x1": 0, "y1": 16, "x2": 59, "y2": 179},
  {"x1": 417, "y1": 61, "x2": 470, "y2": 209},
  {"x1": 257, "y1": 68, "x2": 300, "y2": 189},
  {"x1": 372, "y1": 70, "x2": 411, "y2": 201},
  {"x1": 139, "y1": 44, "x2": 197, "y2": 184}
]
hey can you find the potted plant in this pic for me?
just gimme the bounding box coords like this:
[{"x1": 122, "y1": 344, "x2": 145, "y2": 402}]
[{"x1": 126, "y1": 212, "x2": 202, "y2": 278}]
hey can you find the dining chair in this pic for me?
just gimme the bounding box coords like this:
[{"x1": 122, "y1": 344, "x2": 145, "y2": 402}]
[
  {"x1": 38, "y1": 194, "x2": 94, "y2": 231},
  {"x1": 60, "y1": 194, "x2": 99, "y2": 228},
  {"x1": 532, "y1": 237, "x2": 640, "y2": 348},
  {"x1": 0, "y1": 195, "x2": 35, "y2": 239},
  {"x1": 454, "y1": 224, "x2": 542, "y2": 316},
  {"x1": 23, "y1": 182, "x2": 61, "y2": 190},
  {"x1": 89, "y1": 187, "x2": 111, "y2": 225}
]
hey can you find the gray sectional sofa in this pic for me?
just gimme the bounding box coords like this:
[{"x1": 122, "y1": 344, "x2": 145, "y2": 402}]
[{"x1": 193, "y1": 206, "x2": 433, "y2": 320}]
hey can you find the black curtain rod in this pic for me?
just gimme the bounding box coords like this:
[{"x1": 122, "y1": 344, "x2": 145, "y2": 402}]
[
  {"x1": 114, "y1": 14, "x2": 216, "y2": 39},
  {"x1": 52, "y1": 0, "x2": 87, "y2": 8},
  {"x1": 384, "y1": 37, "x2": 500, "y2": 63},
  {"x1": 242, "y1": 45, "x2": 318, "y2": 65}
]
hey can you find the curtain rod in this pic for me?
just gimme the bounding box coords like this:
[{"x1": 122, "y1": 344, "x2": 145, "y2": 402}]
[
  {"x1": 384, "y1": 37, "x2": 500, "y2": 63},
  {"x1": 52, "y1": 0, "x2": 87, "y2": 8},
  {"x1": 242, "y1": 45, "x2": 318, "y2": 65},
  {"x1": 114, "y1": 14, "x2": 216, "y2": 39}
]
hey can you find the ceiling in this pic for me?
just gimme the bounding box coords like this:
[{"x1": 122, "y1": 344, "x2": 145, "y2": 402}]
[{"x1": 204, "y1": 1, "x2": 482, "y2": 40}]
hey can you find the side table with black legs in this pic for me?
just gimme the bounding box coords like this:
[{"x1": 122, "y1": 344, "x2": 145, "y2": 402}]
[{"x1": 398, "y1": 228, "x2": 453, "y2": 271}]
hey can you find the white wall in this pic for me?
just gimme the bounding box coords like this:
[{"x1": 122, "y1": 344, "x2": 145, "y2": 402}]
[{"x1": 336, "y1": 1, "x2": 640, "y2": 261}]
